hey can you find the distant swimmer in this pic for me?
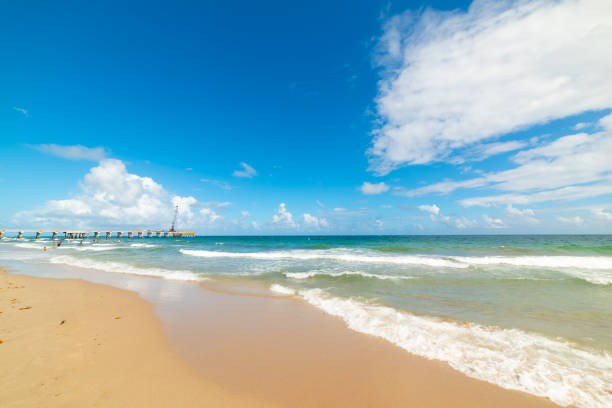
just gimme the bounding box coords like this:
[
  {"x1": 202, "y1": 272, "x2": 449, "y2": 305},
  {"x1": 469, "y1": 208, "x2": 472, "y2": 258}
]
[
  {"x1": 57, "y1": 241, "x2": 62, "y2": 247},
  {"x1": 79, "y1": 240, "x2": 83, "y2": 246}
]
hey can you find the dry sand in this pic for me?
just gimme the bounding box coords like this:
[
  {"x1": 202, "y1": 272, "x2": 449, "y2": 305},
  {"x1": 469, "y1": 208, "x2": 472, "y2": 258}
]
[{"x1": 1, "y1": 266, "x2": 559, "y2": 407}]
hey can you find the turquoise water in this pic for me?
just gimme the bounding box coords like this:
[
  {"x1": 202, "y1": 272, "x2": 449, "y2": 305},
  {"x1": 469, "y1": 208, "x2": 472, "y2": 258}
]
[{"x1": 1, "y1": 234, "x2": 611, "y2": 407}]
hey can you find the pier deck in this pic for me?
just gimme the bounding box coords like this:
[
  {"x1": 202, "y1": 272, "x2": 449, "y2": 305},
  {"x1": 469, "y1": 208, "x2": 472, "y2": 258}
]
[{"x1": 0, "y1": 229, "x2": 195, "y2": 239}]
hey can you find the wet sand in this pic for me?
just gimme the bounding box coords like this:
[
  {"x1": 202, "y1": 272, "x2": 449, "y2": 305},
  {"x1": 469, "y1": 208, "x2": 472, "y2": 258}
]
[{"x1": 0, "y1": 266, "x2": 559, "y2": 407}]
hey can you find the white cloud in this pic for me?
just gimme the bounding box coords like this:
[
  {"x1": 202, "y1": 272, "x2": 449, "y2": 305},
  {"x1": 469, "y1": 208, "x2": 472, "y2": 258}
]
[
  {"x1": 436, "y1": 214, "x2": 477, "y2": 229},
  {"x1": 557, "y1": 216, "x2": 584, "y2": 225},
  {"x1": 251, "y1": 221, "x2": 260, "y2": 230},
  {"x1": 417, "y1": 204, "x2": 440, "y2": 215},
  {"x1": 360, "y1": 181, "x2": 390, "y2": 195},
  {"x1": 573, "y1": 122, "x2": 590, "y2": 130},
  {"x1": 333, "y1": 207, "x2": 347, "y2": 212},
  {"x1": 233, "y1": 162, "x2": 257, "y2": 178},
  {"x1": 506, "y1": 204, "x2": 535, "y2": 217},
  {"x1": 30, "y1": 144, "x2": 107, "y2": 161},
  {"x1": 303, "y1": 213, "x2": 328, "y2": 228},
  {"x1": 592, "y1": 208, "x2": 612, "y2": 221},
  {"x1": 13, "y1": 107, "x2": 28, "y2": 117},
  {"x1": 12, "y1": 159, "x2": 217, "y2": 230},
  {"x1": 241, "y1": 211, "x2": 251, "y2": 218},
  {"x1": 482, "y1": 214, "x2": 505, "y2": 228},
  {"x1": 203, "y1": 201, "x2": 231, "y2": 209},
  {"x1": 457, "y1": 140, "x2": 529, "y2": 163},
  {"x1": 200, "y1": 208, "x2": 223, "y2": 223},
  {"x1": 271, "y1": 203, "x2": 296, "y2": 227},
  {"x1": 316, "y1": 200, "x2": 325, "y2": 208},
  {"x1": 371, "y1": 0, "x2": 612, "y2": 174},
  {"x1": 399, "y1": 113, "x2": 612, "y2": 207},
  {"x1": 506, "y1": 204, "x2": 539, "y2": 223},
  {"x1": 200, "y1": 178, "x2": 233, "y2": 190}
]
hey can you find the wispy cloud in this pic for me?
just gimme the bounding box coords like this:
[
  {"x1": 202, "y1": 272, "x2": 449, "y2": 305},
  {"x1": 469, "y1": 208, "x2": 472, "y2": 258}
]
[
  {"x1": 360, "y1": 181, "x2": 389, "y2": 195},
  {"x1": 233, "y1": 162, "x2": 257, "y2": 178},
  {"x1": 29, "y1": 144, "x2": 107, "y2": 161},
  {"x1": 200, "y1": 178, "x2": 232, "y2": 190},
  {"x1": 371, "y1": 0, "x2": 612, "y2": 174},
  {"x1": 397, "y1": 114, "x2": 612, "y2": 207},
  {"x1": 13, "y1": 107, "x2": 28, "y2": 117}
]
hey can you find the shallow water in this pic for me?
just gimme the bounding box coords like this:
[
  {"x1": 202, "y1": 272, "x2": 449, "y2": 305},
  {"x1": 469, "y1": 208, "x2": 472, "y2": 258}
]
[{"x1": 1, "y1": 234, "x2": 611, "y2": 407}]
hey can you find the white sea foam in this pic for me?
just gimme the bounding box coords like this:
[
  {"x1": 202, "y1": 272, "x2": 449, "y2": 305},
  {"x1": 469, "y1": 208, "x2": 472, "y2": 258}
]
[
  {"x1": 284, "y1": 270, "x2": 416, "y2": 281},
  {"x1": 14, "y1": 243, "x2": 43, "y2": 249},
  {"x1": 181, "y1": 249, "x2": 612, "y2": 284},
  {"x1": 61, "y1": 246, "x2": 119, "y2": 252},
  {"x1": 129, "y1": 243, "x2": 158, "y2": 248},
  {"x1": 452, "y1": 256, "x2": 612, "y2": 284},
  {"x1": 453, "y1": 255, "x2": 612, "y2": 270},
  {"x1": 49, "y1": 255, "x2": 205, "y2": 281},
  {"x1": 295, "y1": 288, "x2": 612, "y2": 408},
  {"x1": 269, "y1": 283, "x2": 296, "y2": 295},
  {"x1": 180, "y1": 249, "x2": 467, "y2": 268}
]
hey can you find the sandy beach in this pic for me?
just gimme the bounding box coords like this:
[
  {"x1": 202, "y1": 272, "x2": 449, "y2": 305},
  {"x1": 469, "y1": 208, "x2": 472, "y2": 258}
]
[{"x1": 0, "y1": 265, "x2": 558, "y2": 407}]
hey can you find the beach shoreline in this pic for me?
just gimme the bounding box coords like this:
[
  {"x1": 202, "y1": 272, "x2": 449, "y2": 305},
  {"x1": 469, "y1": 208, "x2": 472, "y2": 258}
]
[{"x1": 1, "y1": 265, "x2": 558, "y2": 407}]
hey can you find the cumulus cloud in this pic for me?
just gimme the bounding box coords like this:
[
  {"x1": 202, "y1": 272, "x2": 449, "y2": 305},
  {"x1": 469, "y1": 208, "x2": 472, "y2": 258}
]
[
  {"x1": 30, "y1": 144, "x2": 107, "y2": 161},
  {"x1": 371, "y1": 0, "x2": 612, "y2": 174},
  {"x1": 232, "y1": 162, "x2": 257, "y2": 178},
  {"x1": 271, "y1": 203, "x2": 296, "y2": 227},
  {"x1": 12, "y1": 159, "x2": 219, "y2": 229},
  {"x1": 241, "y1": 211, "x2": 251, "y2": 218},
  {"x1": 417, "y1": 204, "x2": 440, "y2": 215},
  {"x1": 303, "y1": 213, "x2": 328, "y2": 228},
  {"x1": 360, "y1": 181, "x2": 390, "y2": 195}
]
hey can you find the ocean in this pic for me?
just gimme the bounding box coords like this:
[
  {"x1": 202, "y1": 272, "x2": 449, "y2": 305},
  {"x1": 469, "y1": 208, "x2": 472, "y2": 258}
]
[{"x1": 1, "y1": 234, "x2": 611, "y2": 407}]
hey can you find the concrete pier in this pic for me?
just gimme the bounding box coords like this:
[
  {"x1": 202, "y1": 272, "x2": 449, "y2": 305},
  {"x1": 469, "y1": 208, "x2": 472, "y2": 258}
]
[{"x1": 0, "y1": 229, "x2": 195, "y2": 239}]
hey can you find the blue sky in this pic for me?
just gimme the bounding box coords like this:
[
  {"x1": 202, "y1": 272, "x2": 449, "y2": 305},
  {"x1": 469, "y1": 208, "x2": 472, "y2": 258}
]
[{"x1": 2, "y1": 0, "x2": 612, "y2": 234}]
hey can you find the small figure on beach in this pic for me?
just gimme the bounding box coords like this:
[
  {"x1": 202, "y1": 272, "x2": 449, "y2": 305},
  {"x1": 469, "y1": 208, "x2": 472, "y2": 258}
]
[
  {"x1": 42, "y1": 246, "x2": 46, "y2": 252},
  {"x1": 79, "y1": 240, "x2": 83, "y2": 246},
  {"x1": 57, "y1": 241, "x2": 62, "y2": 247}
]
